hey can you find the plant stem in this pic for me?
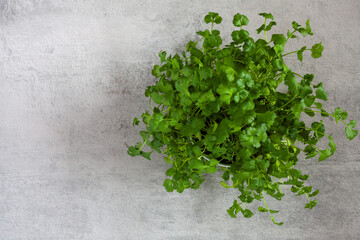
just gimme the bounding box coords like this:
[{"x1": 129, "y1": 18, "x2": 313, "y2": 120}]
[
  {"x1": 149, "y1": 98, "x2": 153, "y2": 112},
  {"x1": 285, "y1": 30, "x2": 297, "y2": 43},
  {"x1": 262, "y1": 194, "x2": 275, "y2": 221},
  {"x1": 264, "y1": 19, "x2": 268, "y2": 42},
  {"x1": 139, "y1": 141, "x2": 147, "y2": 151},
  {"x1": 298, "y1": 126, "x2": 330, "y2": 138},
  {"x1": 310, "y1": 110, "x2": 348, "y2": 125},
  {"x1": 282, "y1": 50, "x2": 298, "y2": 57},
  {"x1": 274, "y1": 94, "x2": 298, "y2": 112},
  {"x1": 293, "y1": 72, "x2": 304, "y2": 79}
]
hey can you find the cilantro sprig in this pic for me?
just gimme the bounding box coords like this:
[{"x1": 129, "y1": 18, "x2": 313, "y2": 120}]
[{"x1": 128, "y1": 12, "x2": 358, "y2": 224}]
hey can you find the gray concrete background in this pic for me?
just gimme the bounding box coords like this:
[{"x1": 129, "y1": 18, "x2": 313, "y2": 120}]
[{"x1": 0, "y1": 0, "x2": 359, "y2": 239}]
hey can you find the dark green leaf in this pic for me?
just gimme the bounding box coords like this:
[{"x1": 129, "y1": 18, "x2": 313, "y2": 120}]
[
  {"x1": 241, "y1": 209, "x2": 254, "y2": 218},
  {"x1": 163, "y1": 179, "x2": 174, "y2": 192},
  {"x1": 231, "y1": 30, "x2": 250, "y2": 43},
  {"x1": 132, "y1": 117, "x2": 140, "y2": 126},
  {"x1": 259, "y1": 12, "x2": 274, "y2": 20},
  {"x1": 233, "y1": 13, "x2": 249, "y2": 26},
  {"x1": 271, "y1": 34, "x2": 286, "y2": 46}
]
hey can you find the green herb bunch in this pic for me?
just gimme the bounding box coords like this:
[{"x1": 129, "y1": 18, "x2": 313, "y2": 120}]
[{"x1": 128, "y1": 12, "x2": 358, "y2": 225}]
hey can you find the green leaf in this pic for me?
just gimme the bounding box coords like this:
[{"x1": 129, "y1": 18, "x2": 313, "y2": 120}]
[
  {"x1": 297, "y1": 46, "x2": 307, "y2": 62},
  {"x1": 188, "y1": 159, "x2": 206, "y2": 170},
  {"x1": 311, "y1": 43, "x2": 324, "y2": 58},
  {"x1": 265, "y1": 21, "x2": 277, "y2": 31},
  {"x1": 159, "y1": 51, "x2": 167, "y2": 63},
  {"x1": 204, "y1": 34, "x2": 222, "y2": 49},
  {"x1": 224, "y1": 66, "x2": 237, "y2": 82},
  {"x1": 241, "y1": 209, "x2": 254, "y2": 218},
  {"x1": 305, "y1": 200, "x2": 317, "y2": 209},
  {"x1": 132, "y1": 117, "x2": 140, "y2": 126},
  {"x1": 214, "y1": 16, "x2": 222, "y2": 24},
  {"x1": 127, "y1": 146, "x2": 141, "y2": 156},
  {"x1": 140, "y1": 151, "x2": 152, "y2": 160},
  {"x1": 345, "y1": 120, "x2": 358, "y2": 140},
  {"x1": 318, "y1": 148, "x2": 332, "y2": 161},
  {"x1": 308, "y1": 189, "x2": 319, "y2": 197},
  {"x1": 243, "y1": 158, "x2": 256, "y2": 171},
  {"x1": 190, "y1": 117, "x2": 205, "y2": 134},
  {"x1": 300, "y1": 85, "x2": 313, "y2": 98},
  {"x1": 216, "y1": 83, "x2": 237, "y2": 104},
  {"x1": 221, "y1": 181, "x2": 234, "y2": 189},
  {"x1": 197, "y1": 90, "x2": 216, "y2": 104},
  {"x1": 150, "y1": 92, "x2": 164, "y2": 104},
  {"x1": 284, "y1": 72, "x2": 300, "y2": 95},
  {"x1": 231, "y1": 30, "x2": 250, "y2": 43},
  {"x1": 272, "y1": 219, "x2": 284, "y2": 226},
  {"x1": 269, "y1": 209, "x2": 279, "y2": 213},
  {"x1": 157, "y1": 77, "x2": 173, "y2": 93},
  {"x1": 292, "y1": 21, "x2": 300, "y2": 30},
  {"x1": 333, "y1": 107, "x2": 348, "y2": 124},
  {"x1": 306, "y1": 19, "x2": 313, "y2": 35},
  {"x1": 259, "y1": 12, "x2": 274, "y2": 20},
  {"x1": 271, "y1": 34, "x2": 286, "y2": 46},
  {"x1": 163, "y1": 179, "x2": 174, "y2": 192},
  {"x1": 199, "y1": 67, "x2": 213, "y2": 80},
  {"x1": 272, "y1": 58, "x2": 284, "y2": 70},
  {"x1": 256, "y1": 158, "x2": 270, "y2": 170},
  {"x1": 164, "y1": 156, "x2": 173, "y2": 164},
  {"x1": 304, "y1": 96, "x2": 315, "y2": 107},
  {"x1": 315, "y1": 87, "x2": 328, "y2": 101},
  {"x1": 256, "y1": 24, "x2": 265, "y2": 34},
  {"x1": 291, "y1": 99, "x2": 306, "y2": 118},
  {"x1": 328, "y1": 135, "x2": 336, "y2": 154},
  {"x1": 204, "y1": 12, "x2": 222, "y2": 24},
  {"x1": 256, "y1": 111, "x2": 276, "y2": 128},
  {"x1": 233, "y1": 13, "x2": 249, "y2": 26},
  {"x1": 166, "y1": 168, "x2": 176, "y2": 177},
  {"x1": 239, "y1": 123, "x2": 268, "y2": 148},
  {"x1": 258, "y1": 206, "x2": 268, "y2": 212},
  {"x1": 222, "y1": 171, "x2": 230, "y2": 181},
  {"x1": 152, "y1": 65, "x2": 162, "y2": 78}
]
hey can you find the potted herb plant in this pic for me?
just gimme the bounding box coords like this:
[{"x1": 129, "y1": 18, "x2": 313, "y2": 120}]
[{"x1": 127, "y1": 12, "x2": 358, "y2": 225}]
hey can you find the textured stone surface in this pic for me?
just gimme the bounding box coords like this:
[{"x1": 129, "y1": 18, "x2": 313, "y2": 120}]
[{"x1": 0, "y1": 0, "x2": 359, "y2": 239}]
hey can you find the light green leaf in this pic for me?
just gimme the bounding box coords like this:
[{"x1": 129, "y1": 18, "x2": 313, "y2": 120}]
[
  {"x1": 152, "y1": 65, "x2": 162, "y2": 77},
  {"x1": 315, "y1": 87, "x2": 328, "y2": 101},
  {"x1": 285, "y1": 72, "x2": 301, "y2": 95},
  {"x1": 297, "y1": 46, "x2": 307, "y2": 62},
  {"x1": 258, "y1": 206, "x2": 268, "y2": 212},
  {"x1": 345, "y1": 120, "x2": 358, "y2": 140},
  {"x1": 311, "y1": 43, "x2": 324, "y2": 58},
  {"x1": 318, "y1": 148, "x2": 332, "y2": 161},
  {"x1": 271, "y1": 34, "x2": 286, "y2": 46}
]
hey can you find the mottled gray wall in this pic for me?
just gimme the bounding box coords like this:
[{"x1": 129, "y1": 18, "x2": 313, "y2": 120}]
[{"x1": 1, "y1": 0, "x2": 359, "y2": 239}]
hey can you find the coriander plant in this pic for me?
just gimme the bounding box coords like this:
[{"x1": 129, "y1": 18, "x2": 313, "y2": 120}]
[{"x1": 128, "y1": 12, "x2": 358, "y2": 225}]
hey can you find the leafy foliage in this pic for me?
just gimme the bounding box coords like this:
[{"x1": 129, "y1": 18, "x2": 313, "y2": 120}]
[{"x1": 128, "y1": 12, "x2": 358, "y2": 224}]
